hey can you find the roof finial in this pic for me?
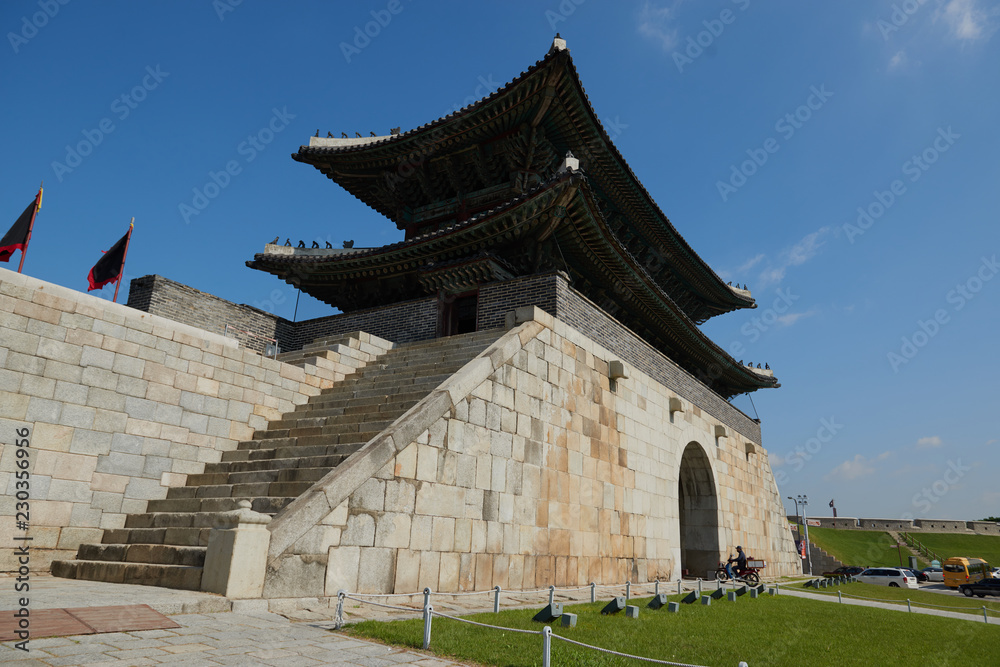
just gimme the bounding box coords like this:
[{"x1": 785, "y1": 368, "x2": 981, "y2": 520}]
[
  {"x1": 558, "y1": 150, "x2": 579, "y2": 174},
  {"x1": 550, "y1": 34, "x2": 567, "y2": 53}
]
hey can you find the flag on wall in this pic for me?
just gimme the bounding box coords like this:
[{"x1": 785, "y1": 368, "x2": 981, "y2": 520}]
[
  {"x1": 0, "y1": 187, "x2": 43, "y2": 268},
  {"x1": 87, "y1": 223, "x2": 133, "y2": 292}
]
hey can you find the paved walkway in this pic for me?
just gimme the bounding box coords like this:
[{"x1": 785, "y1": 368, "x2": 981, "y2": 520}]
[
  {"x1": 780, "y1": 586, "x2": 995, "y2": 623},
  {"x1": 1, "y1": 575, "x2": 465, "y2": 666},
  {"x1": 1, "y1": 611, "x2": 463, "y2": 666}
]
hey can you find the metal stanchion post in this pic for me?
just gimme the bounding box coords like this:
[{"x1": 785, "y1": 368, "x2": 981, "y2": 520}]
[
  {"x1": 422, "y1": 605, "x2": 433, "y2": 650},
  {"x1": 548, "y1": 585, "x2": 555, "y2": 607},
  {"x1": 494, "y1": 586, "x2": 501, "y2": 614},
  {"x1": 590, "y1": 582, "x2": 596, "y2": 603},
  {"x1": 542, "y1": 626, "x2": 552, "y2": 667},
  {"x1": 626, "y1": 580, "x2": 631, "y2": 604}
]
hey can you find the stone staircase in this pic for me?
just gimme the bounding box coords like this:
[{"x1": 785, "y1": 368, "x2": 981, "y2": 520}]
[
  {"x1": 790, "y1": 525, "x2": 843, "y2": 574},
  {"x1": 51, "y1": 329, "x2": 502, "y2": 591}
]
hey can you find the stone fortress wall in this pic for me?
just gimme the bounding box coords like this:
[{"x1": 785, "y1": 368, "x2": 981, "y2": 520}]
[
  {"x1": 0, "y1": 267, "x2": 379, "y2": 571},
  {"x1": 788, "y1": 516, "x2": 1000, "y2": 535},
  {"x1": 128, "y1": 271, "x2": 762, "y2": 444},
  {"x1": 266, "y1": 306, "x2": 800, "y2": 597},
  {"x1": 3, "y1": 266, "x2": 800, "y2": 593}
]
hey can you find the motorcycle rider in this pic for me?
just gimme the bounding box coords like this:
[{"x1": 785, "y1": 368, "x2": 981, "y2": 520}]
[{"x1": 725, "y1": 546, "x2": 747, "y2": 580}]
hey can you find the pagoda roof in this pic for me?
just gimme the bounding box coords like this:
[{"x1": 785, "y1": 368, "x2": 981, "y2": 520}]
[
  {"x1": 248, "y1": 168, "x2": 777, "y2": 398},
  {"x1": 291, "y1": 39, "x2": 753, "y2": 325}
]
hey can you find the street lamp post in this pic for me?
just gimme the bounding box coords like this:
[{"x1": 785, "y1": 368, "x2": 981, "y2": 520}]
[
  {"x1": 798, "y1": 495, "x2": 813, "y2": 575},
  {"x1": 788, "y1": 496, "x2": 804, "y2": 573}
]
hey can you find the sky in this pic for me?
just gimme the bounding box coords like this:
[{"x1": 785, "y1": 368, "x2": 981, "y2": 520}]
[{"x1": 2, "y1": 1, "x2": 998, "y2": 523}]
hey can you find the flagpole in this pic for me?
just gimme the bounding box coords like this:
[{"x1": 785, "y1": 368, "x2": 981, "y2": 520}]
[
  {"x1": 17, "y1": 183, "x2": 42, "y2": 274},
  {"x1": 112, "y1": 218, "x2": 134, "y2": 304}
]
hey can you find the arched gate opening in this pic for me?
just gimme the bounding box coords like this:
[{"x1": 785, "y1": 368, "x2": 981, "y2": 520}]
[{"x1": 678, "y1": 441, "x2": 721, "y2": 578}]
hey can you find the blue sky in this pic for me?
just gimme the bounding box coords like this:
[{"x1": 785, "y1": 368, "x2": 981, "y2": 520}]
[{"x1": 2, "y1": 1, "x2": 998, "y2": 522}]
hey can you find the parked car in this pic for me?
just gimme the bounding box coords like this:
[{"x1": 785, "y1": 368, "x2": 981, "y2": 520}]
[
  {"x1": 857, "y1": 567, "x2": 919, "y2": 589},
  {"x1": 902, "y1": 568, "x2": 929, "y2": 583},
  {"x1": 921, "y1": 566, "x2": 944, "y2": 582},
  {"x1": 958, "y1": 577, "x2": 1000, "y2": 598},
  {"x1": 822, "y1": 566, "x2": 866, "y2": 578},
  {"x1": 992, "y1": 567, "x2": 1000, "y2": 578}
]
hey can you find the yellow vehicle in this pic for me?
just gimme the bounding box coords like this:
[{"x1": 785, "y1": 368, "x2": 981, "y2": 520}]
[{"x1": 942, "y1": 557, "x2": 992, "y2": 588}]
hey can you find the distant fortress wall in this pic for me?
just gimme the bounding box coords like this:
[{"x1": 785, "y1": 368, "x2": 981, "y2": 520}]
[{"x1": 786, "y1": 516, "x2": 1000, "y2": 535}]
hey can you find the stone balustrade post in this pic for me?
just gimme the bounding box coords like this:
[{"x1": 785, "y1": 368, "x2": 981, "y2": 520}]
[{"x1": 201, "y1": 500, "x2": 272, "y2": 598}]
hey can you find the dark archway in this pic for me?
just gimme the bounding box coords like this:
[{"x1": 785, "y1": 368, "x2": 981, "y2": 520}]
[{"x1": 678, "y1": 441, "x2": 721, "y2": 578}]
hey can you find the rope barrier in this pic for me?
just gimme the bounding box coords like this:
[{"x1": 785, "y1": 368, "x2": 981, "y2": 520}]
[
  {"x1": 549, "y1": 633, "x2": 711, "y2": 667},
  {"x1": 343, "y1": 594, "x2": 420, "y2": 613},
  {"x1": 431, "y1": 610, "x2": 541, "y2": 635}
]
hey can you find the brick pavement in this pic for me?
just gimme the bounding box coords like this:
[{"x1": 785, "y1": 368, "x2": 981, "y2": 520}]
[{"x1": 0, "y1": 611, "x2": 464, "y2": 666}]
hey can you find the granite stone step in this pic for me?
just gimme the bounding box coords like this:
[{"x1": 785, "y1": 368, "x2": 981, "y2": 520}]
[
  {"x1": 51, "y1": 560, "x2": 203, "y2": 591},
  {"x1": 56, "y1": 328, "x2": 503, "y2": 591}
]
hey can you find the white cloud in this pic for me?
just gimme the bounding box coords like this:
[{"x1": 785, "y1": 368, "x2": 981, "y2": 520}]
[
  {"x1": 776, "y1": 309, "x2": 818, "y2": 327},
  {"x1": 825, "y1": 454, "x2": 877, "y2": 481},
  {"x1": 939, "y1": 0, "x2": 999, "y2": 41},
  {"x1": 737, "y1": 253, "x2": 765, "y2": 273},
  {"x1": 757, "y1": 227, "x2": 830, "y2": 288},
  {"x1": 888, "y1": 49, "x2": 907, "y2": 70},
  {"x1": 916, "y1": 436, "x2": 943, "y2": 449},
  {"x1": 638, "y1": 1, "x2": 685, "y2": 51}
]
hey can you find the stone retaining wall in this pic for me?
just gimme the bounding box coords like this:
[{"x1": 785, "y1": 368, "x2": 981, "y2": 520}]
[
  {"x1": 264, "y1": 306, "x2": 799, "y2": 598},
  {"x1": 0, "y1": 268, "x2": 375, "y2": 571}
]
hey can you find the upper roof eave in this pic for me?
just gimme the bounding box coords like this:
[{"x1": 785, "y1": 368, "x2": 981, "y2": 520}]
[{"x1": 291, "y1": 41, "x2": 754, "y2": 318}]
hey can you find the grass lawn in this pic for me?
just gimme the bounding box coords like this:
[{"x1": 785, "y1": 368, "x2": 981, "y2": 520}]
[
  {"x1": 906, "y1": 532, "x2": 1000, "y2": 565},
  {"x1": 805, "y1": 527, "x2": 925, "y2": 568},
  {"x1": 346, "y1": 593, "x2": 1000, "y2": 666},
  {"x1": 800, "y1": 580, "x2": 1000, "y2": 617}
]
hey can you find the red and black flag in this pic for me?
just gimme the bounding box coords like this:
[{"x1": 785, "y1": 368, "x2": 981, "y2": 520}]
[
  {"x1": 1, "y1": 187, "x2": 43, "y2": 269},
  {"x1": 87, "y1": 221, "x2": 133, "y2": 298}
]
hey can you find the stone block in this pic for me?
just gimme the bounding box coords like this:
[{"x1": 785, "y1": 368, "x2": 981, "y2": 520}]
[
  {"x1": 47, "y1": 479, "x2": 91, "y2": 503},
  {"x1": 419, "y1": 550, "x2": 440, "y2": 591},
  {"x1": 31, "y1": 422, "x2": 73, "y2": 452},
  {"x1": 57, "y1": 527, "x2": 103, "y2": 550},
  {"x1": 350, "y1": 478, "x2": 385, "y2": 512},
  {"x1": 341, "y1": 513, "x2": 375, "y2": 547},
  {"x1": 410, "y1": 515, "x2": 432, "y2": 551},
  {"x1": 374, "y1": 512, "x2": 411, "y2": 549},
  {"x1": 356, "y1": 547, "x2": 395, "y2": 594},
  {"x1": 439, "y1": 552, "x2": 460, "y2": 592},
  {"x1": 52, "y1": 380, "x2": 89, "y2": 406}
]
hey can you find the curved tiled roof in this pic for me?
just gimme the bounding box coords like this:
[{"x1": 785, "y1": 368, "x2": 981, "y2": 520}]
[
  {"x1": 291, "y1": 42, "x2": 754, "y2": 323},
  {"x1": 248, "y1": 169, "x2": 776, "y2": 398}
]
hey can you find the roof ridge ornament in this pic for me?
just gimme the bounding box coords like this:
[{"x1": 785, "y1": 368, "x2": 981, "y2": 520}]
[
  {"x1": 550, "y1": 33, "x2": 567, "y2": 54},
  {"x1": 558, "y1": 150, "x2": 579, "y2": 174}
]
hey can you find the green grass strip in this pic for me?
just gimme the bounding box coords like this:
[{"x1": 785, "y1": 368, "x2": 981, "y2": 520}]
[{"x1": 345, "y1": 593, "x2": 1000, "y2": 666}]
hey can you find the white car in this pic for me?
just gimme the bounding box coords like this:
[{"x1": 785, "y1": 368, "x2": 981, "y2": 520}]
[
  {"x1": 857, "y1": 567, "x2": 919, "y2": 589},
  {"x1": 922, "y1": 567, "x2": 944, "y2": 582}
]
